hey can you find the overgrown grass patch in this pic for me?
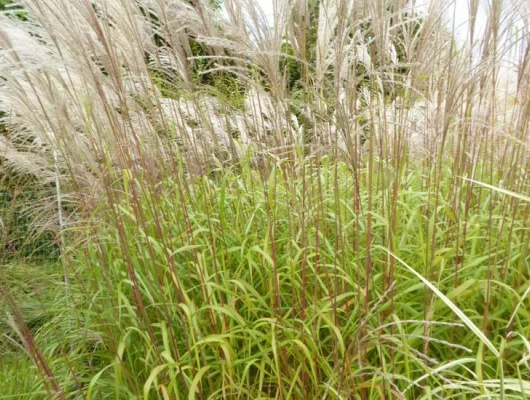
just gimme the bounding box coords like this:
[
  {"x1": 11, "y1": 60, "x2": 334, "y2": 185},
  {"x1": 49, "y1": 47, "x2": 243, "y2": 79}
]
[
  {"x1": 1, "y1": 0, "x2": 530, "y2": 398},
  {"x1": 23, "y1": 158, "x2": 524, "y2": 399}
]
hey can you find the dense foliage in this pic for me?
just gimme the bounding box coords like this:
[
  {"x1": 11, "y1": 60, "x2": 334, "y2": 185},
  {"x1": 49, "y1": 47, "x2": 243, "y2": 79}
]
[{"x1": 1, "y1": 0, "x2": 530, "y2": 398}]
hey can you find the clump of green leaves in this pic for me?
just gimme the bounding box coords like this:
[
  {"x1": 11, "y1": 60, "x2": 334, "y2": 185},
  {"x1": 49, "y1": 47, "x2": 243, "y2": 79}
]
[
  {"x1": 1, "y1": 0, "x2": 530, "y2": 398},
  {"x1": 3, "y1": 157, "x2": 523, "y2": 399}
]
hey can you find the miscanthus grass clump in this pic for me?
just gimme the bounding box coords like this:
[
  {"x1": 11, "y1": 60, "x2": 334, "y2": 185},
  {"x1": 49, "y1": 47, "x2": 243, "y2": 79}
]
[
  {"x1": 1, "y1": 0, "x2": 530, "y2": 398},
  {"x1": 4, "y1": 157, "x2": 530, "y2": 399}
]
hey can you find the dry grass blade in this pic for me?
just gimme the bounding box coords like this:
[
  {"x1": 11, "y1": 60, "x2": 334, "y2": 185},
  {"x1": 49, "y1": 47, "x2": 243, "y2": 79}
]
[
  {"x1": 382, "y1": 247, "x2": 501, "y2": 359},
  {"x1": 462, "y1": 177, "x2": 530, "y2": 203}
]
